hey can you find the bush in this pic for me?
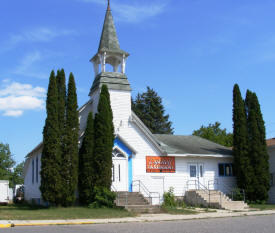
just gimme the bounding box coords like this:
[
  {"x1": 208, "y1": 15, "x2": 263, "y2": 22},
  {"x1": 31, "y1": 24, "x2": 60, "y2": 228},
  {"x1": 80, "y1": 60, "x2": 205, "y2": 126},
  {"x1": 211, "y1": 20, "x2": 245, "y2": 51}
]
[
  {"x1": 88, "y1": 187, "x2": 116, "y2": 208},
  {"x1": 162, "y1": 187, "x2": 176, "y2": 208},
  {"x1": 232, "y1": 188, "x2": 245, "y2": 201},
  {"x1": 175, "y1": 198, "x2": 187, "y2": 208}
]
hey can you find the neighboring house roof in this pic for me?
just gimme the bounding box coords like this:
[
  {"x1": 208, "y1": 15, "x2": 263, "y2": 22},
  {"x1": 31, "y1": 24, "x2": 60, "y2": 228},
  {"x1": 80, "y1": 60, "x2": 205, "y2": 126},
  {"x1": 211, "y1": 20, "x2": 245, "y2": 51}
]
[
  {"x1": 154, "y1": 134, "x2": 232, "y2": 157},
  {"x1": 267, "y1": 138, "x2": 275, "y2": 147}
]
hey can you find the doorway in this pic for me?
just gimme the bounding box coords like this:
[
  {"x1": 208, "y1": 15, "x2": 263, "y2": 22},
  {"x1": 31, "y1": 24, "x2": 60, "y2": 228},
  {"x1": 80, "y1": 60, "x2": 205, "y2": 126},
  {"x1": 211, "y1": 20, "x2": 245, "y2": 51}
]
[
  {"x1": 188, "y1": 163, "x2": 204, "y2": 189},
  {"x1": 112, "y1": 148, "x2": 128, "y2": 191}
]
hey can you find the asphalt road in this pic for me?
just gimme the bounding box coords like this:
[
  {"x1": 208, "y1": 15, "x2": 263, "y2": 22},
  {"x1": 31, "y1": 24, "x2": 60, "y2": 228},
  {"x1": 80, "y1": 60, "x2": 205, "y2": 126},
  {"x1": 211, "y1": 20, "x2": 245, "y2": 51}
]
[{"x1": 3, "y1": 215, "x2": 275, "y2": 233}]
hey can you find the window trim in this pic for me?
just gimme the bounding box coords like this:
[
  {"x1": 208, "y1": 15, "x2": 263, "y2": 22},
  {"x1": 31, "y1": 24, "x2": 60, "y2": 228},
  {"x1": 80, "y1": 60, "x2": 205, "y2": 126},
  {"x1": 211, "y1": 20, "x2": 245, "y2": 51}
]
[
  {"x1": 218, "y1": 163, "x2": 234, "y2": 177},
  {"x1": 32, "y1": 159, "x2": 34, "y2": 184},
  {"x1": 36, "y1": 156, "x2": 39, "y2": 183}
]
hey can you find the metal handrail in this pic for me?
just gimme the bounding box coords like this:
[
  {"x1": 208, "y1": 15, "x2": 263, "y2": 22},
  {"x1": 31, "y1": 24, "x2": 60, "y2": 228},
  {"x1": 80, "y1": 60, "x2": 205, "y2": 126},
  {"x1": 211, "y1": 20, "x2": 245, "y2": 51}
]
[
  {"x1": 208, "y1": 179, "x2": 246, "y2": 203},
  {"x1": 132, "y1": 180, "x2": 160, "y2": 205},
  {"x1": 208, "y1": 179, "x2": 218, "y2": 190},
  {"x1": 186, "y1": 180, "x2": 211, "y2": 208}
]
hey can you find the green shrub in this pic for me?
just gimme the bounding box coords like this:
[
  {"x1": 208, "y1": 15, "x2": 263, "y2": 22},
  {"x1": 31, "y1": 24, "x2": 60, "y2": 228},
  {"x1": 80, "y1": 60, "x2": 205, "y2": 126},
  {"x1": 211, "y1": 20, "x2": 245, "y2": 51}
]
[
  {"x1": 232, "y1": 188, "x2": 245, "y2": 201},
  {"x1": 162, "y1": 187, "x2": 176, "y2": 208},
  {"x1": 175, "y1": 198, "x2": 187, "y2": 208},
  {"x1": 88, "y1": 187, "x2": 116, "y2": 208}
]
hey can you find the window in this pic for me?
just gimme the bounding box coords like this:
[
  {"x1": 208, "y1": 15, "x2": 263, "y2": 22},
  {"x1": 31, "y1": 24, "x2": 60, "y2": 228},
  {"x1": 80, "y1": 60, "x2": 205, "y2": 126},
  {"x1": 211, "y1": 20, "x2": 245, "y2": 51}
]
[
  {"x1": 190, "y1": 165, "x2": 197, "y2": 177},
  {"x1": 32, "y1": 159, "x2": 34, "y2": 184},
  {"x1": 199, "y1": 164, "x2": 203, "y2": 177},
  {"x1": 118, "y1": 164, "x2": 121, "y2": 182},
  {"x1": 219, "y1": 163, "x2": 234, "y2": 177},
  {"x1": 112, "y1": 164, "x2": 115, "y2": 182},
  {"x1": 270, "y1": 173, "x2": 275, "y2": 187},
  {"x1": 112, "y1": 148, "x2": 125, "y2": 158},
  {"x1": 36, "y1": 157, "x2": 39, "y2": 183}
]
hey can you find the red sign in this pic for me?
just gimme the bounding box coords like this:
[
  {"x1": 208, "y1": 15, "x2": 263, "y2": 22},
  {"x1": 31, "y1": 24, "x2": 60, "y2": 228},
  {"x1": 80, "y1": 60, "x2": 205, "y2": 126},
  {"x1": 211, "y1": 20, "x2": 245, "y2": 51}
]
[{"x1": 146, "y1": 156, "x2": 175, "y2": 173}]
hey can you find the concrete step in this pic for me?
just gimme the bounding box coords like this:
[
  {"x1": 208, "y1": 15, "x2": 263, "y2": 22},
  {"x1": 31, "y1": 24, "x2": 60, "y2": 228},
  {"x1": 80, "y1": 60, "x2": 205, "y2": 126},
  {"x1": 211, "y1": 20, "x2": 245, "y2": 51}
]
[
  {"x1": 185, "y1": 190, "x2": 247, "y2": 211},
  {"x1": 115, "y1": 200, "x2": 148, "y2": 206},
  {"x1": 124, "y1": 205, "x2": 162, "y2": 214}
]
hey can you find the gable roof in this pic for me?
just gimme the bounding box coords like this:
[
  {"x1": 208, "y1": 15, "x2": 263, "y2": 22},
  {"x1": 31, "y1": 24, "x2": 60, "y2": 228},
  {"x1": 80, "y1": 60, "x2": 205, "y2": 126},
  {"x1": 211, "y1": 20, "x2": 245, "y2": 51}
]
[{"x1": 154, "y1": 134, "x2": 232, "y2": 157}]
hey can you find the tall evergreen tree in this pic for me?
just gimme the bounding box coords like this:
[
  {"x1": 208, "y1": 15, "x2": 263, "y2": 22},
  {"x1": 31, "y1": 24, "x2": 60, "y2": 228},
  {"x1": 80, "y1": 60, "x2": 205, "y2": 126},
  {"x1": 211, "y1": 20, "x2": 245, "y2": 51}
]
[
  {"x1": 245, "y1": 90, "x2": 270, "y2": 201},
  {"x1": 78, "y1": 112, "x2": 95, "y2": 205},
  {"x1": 61, "y1": 73, "x2": 79, "y2": 206},
  {"x1": 40, "y1": 70, "x2": 63, "y2": 205},
  {"x1": 132, "y1": 87, "x2": 174, "y2": 134},
  {"x1": 232, "y1": 84, "x2": 254, "y2": 198},
  {"x1": 94, "y1": 85, "x2": 114, "y2": 190},
  {"x1": 56, "y1": 69, "x2": 66, "y2": 138}
]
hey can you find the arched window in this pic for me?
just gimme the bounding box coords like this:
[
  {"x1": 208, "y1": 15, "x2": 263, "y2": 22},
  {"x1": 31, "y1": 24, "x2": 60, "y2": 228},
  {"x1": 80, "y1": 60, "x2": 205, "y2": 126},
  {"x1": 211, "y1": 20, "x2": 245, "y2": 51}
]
[{"x1": 112, "y1": 148, "x2": 125, "y2": 158}]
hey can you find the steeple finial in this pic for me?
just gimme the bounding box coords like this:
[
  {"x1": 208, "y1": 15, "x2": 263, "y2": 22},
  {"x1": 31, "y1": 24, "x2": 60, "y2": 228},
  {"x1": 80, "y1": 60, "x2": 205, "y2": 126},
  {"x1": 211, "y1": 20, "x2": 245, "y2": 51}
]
[{"x1": 107, "y1": 0, "x2": 110, "y2": 11}]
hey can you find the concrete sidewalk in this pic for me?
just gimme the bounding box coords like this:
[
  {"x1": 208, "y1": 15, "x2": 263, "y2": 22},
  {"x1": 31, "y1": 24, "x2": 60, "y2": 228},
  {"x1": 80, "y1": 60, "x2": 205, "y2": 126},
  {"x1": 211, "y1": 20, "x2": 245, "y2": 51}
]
[{"x1": 1, "y1": 209, "x2": 275, "y2": 228}]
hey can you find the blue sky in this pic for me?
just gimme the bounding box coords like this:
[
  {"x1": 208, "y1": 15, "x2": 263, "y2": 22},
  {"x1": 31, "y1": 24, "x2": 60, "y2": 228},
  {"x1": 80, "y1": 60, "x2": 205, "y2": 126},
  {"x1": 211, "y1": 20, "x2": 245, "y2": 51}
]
[{"x1": 1, "y1": 0, "x2": 275, "y2": 163}]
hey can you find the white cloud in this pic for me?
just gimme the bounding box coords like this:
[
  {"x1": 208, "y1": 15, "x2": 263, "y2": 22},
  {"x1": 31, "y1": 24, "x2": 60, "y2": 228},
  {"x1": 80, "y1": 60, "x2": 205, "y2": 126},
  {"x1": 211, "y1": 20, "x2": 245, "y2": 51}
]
[
  {"x1": 81, "y1": 0, "x2": 167, "y2": 23},
  {"x1": 0, "y1": 80, "x2": 46, "y2": 117},
  {"x1": 13, "y1": 51, "x2": 48, "y2": 79},
  {"x1": 3, "y1": 110, "x2": 23, "y2": 117},
  {"x1": 3, "y1": 27, "x2": 76, "y2": 51}
]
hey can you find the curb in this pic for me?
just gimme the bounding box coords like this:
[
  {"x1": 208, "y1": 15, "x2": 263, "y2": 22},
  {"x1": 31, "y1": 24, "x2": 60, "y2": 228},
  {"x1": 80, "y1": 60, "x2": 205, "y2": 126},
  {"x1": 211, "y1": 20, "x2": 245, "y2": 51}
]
[
  {"x1": 1, "y1": 210, "x2": 275, "y2": 228},
  {"x1": 0, "y1": 224, "x2": 13, "y2": 228},
  {"x1": 0, "y1": 221, "x2": 94, "y2": 228}
]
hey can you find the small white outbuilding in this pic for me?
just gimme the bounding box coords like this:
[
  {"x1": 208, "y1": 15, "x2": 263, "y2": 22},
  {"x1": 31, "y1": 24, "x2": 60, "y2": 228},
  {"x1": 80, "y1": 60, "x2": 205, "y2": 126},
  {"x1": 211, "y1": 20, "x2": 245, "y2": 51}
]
[{"x1": 0, "y1": 180, "x2": 10, "y2": 204}]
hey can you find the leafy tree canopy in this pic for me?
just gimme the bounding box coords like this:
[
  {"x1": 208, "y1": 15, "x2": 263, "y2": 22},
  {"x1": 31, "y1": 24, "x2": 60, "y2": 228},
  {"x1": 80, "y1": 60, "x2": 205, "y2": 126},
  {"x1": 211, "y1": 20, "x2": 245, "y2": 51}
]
[
  {"x1": 0, "y1": 143, "x2": 24, "y2": 187},
  {"x1": 0, "y1": 143, "x2": 15, "y2": 181},
  {"x1": 11, "y1": 162, "x2": 24, "y2": 186},
  {"x1": 132, "y1": 86, "x2": 174, "y2": 134},
  {"x1": 192, "y1": 122, "x2": 233, "y2": 147}
]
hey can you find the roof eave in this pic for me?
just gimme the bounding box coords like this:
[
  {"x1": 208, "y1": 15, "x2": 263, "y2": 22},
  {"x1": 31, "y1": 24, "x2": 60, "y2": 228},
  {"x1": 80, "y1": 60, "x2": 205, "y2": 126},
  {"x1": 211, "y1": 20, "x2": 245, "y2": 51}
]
[{"x1": 167, "y1": 153, "x2": 233, "y2": 158}]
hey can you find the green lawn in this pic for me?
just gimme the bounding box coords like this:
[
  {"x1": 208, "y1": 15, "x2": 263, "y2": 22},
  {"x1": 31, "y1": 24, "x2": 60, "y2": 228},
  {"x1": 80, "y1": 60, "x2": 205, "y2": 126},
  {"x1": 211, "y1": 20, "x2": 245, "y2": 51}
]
[
  {"x1": 249, "y1": 204, "x2": 275, "y2": 210},
  {"x1": 0, "y1": 204, "x2": 135, "y2": 220},
  {"x1": 161, "y1": 206, "x2": 199, "y2": 215}
]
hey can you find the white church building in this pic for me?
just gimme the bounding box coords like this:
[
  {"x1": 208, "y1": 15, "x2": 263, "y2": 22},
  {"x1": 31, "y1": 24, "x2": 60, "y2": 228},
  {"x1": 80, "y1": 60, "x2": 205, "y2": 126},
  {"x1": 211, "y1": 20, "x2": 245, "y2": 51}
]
[{"x1": 24, "y1": 2, "x2": 235, "y2": 205}]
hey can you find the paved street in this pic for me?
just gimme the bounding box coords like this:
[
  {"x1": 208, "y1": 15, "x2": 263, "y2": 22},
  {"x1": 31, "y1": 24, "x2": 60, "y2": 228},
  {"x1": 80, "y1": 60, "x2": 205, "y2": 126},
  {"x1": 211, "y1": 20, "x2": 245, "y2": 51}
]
[{"x1": 3, "y1": 215, "x2": 275, "y2": 233}]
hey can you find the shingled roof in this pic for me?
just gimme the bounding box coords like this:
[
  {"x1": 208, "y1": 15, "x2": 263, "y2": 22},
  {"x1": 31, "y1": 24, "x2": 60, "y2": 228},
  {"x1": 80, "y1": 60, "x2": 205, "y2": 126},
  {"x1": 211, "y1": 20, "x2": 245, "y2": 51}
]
[
  {"x1": 98, "y1": 4, "x2": 128, "y2": 55},
  {"x1": 154, "y1": 134, "x2": 232, "y2": 156}
]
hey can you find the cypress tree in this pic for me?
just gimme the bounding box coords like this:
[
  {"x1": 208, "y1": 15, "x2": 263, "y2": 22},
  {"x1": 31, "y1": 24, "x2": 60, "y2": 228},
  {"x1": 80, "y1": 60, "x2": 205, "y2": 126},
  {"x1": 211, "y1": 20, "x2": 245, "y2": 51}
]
[
  {"x1": 78, "y1": 112, "x2": 95, "y2": 205},
  {"x1": 56, "y1": 69, "x2": 66, "y2": 139},
  {"x1": 62, "y1": 73, "x2": 79, "y2": 206},
  {"x1": 245, "y1": 90, "x2": 270, "y2": 201},
  {"x1": 232, "y1": 84, "x2": 253, "y2": 198},
  {"x1": 94, "y1": 85, "x2": 114, "y2": 190},
  {"x1": 40, "y1": 70, "x2": 63, "y2": 205}
]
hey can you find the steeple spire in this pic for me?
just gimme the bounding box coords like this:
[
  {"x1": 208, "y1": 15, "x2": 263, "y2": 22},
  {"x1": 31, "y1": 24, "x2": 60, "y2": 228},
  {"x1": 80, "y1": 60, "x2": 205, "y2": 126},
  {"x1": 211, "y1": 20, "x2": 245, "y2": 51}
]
[
  {"x1": 97, "y1": 0, "x2": 126, "y2": 54},
  {"x1": 90, "y1": 0, "x2": 130, "y2": 92},
  {"x1": 107, "y1": 0, "x2": 110, "y2": 11}
]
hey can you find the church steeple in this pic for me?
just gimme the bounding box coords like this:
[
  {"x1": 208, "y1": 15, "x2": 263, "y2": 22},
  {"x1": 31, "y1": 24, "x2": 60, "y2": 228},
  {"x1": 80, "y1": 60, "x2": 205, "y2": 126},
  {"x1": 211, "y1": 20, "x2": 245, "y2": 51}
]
[
  {"x1": 91, "y1": 1, "x2": 129, "y2": 76},
  {"x1": 89, "y1": 1, "x2": 131, "y2": 97}
]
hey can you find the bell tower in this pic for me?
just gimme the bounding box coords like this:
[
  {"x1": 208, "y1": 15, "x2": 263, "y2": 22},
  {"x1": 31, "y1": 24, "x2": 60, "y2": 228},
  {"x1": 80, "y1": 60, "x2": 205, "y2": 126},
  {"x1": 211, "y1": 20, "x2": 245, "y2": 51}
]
[
  {"x1": 89, "y1": 0, "x2": 130, "y2": 96},
  {"x1": 89, "y1": 0, "x2": 132, "y2": 131}
]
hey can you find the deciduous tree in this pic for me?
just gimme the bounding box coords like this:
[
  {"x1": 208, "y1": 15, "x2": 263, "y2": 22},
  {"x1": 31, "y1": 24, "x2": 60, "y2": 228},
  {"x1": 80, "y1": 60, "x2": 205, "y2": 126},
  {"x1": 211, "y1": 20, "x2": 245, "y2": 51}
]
[{"x1": 192, "y1": 122, "x2": 233, "y2": 147}]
